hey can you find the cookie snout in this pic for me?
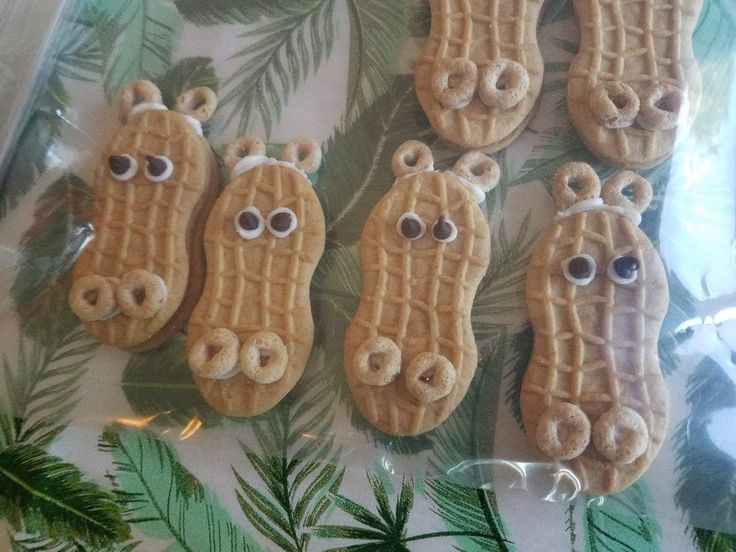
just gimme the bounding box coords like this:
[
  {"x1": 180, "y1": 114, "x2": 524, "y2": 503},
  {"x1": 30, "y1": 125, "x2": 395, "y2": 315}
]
[
  {"x1": 189, "y1": 328, "x2": 241, "y2": 379},
  {"x1": 70, "y1": 275, "x2": 120, "y2": 321},
  {"x1": 535, "y1": 402, "x2": 591, "y2": 461},
  {"x1": 116, "y1": 269, "x2": 167, "y2": 319},
  {"x1": 239, "y1": 331, "x2": 288, "y2": 384},
  {"x1": 592, "y1": 406, "x2": 649, "y2": 466},
  {"x1": 405, "y1": 352, "x2": 456, "y2": 403},
  {"x1": 589, "y1": 81, "x2": 640, "y2": 129}
]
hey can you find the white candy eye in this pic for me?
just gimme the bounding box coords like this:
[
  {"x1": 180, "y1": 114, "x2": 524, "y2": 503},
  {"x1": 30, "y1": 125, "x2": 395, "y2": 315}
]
[
  {"x1": 234, "y1": 207, "x2": 265, "y2": 240},
  {"x1": 562, "y1": 254, "x2": 596, "y2": 286},
  {"x1": 608, "y1": 255, "x2": 640, "y2": 284},
  {"x1": 109, "y1": 154, "x2": 138, "y2": 181},
  {"x1": 397, "y1": 212, "x2": 426, "y2": 240},
  {"x1": 144, "y1": 155, "x2": 174, "y2": 182},
  {"x1": 267, "y1": 207, "x2": 298, "y2": 238},
  {"x1": 431, "y1": 215, "x2": 457, "y2": 243}
]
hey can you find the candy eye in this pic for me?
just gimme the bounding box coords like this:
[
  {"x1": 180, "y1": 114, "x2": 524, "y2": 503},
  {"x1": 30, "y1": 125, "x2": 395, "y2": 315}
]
[
  {"x1": 608, "y1": 255, "x2": 640, "y2": 284},
  {"x1": 397, "y1": 212, "x2": 426, "y2": 240},
  {"x1": 267, "y1": 207, "x2": 298, "y2": 238},
  {"x1": 144, "y1": 155, "x2": 174, "y2": 182},
  {"x1": 562, "y1": 254, "x2": 596, "y2": 286},
  {"x1": 109, "y1": 154, "x2": 138, "y2": 181},
  {"x1": 234, "y1": 207, "x2": 265, "y2": 240},
  {"x1": 432, "y1": 215, "x2": 457, "y2": 243}
]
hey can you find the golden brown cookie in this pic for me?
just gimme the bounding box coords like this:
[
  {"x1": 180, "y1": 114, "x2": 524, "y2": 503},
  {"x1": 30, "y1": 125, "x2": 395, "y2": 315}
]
[
  {"x1": 186, "y1": 136, "x2": 325, "y2": 417},
  {"x1": 70, "y1": 80, "x2": 218, "y2": 351},
  {"x1": 568, "y1": 0, "x2": 703, "y2": 169},
  {"x1": 344, "y1": 141, "x2": 498, "y2": 436},
  {"x1": 521, "y1": 162, "x2": 669, "y2": 496},
  {"x1": 415, "y1": 0, "x2": 545, "y2": 152}
]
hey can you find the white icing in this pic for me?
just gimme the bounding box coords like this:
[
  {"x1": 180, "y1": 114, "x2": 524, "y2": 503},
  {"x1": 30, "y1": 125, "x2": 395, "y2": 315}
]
[
  {"x1": 396, "y1": 212, "x2": 426, "y2": 240},
  {"x1": 144, "y1": 155, "x2": 174, "y2": 182},
  {"x1": 234, "y1": 206, "x2": 265, "y2": 240},
  {"x1": 110, "y1": 154, "x2": 138, "y2": 181},
  {"x1": 561, "y1": 254, "x2": 597, "y2": 286},
  {"x1": 431, "y1": 217, "x2": 458, "y2": 243},
  {"x1": 128, "y1": 103, "x2": 203, "y2": 135},
  {"x1": 267, "y1": 207, "x2": 298, "y2": 238},
  {"x1": 554, "y1": 197, "x2": 642, "y2": 225},
  {"x1": 129, "y1": 102, "x2": 168, "y2": 119},
  {"x1": 607, "y1": 256, "x2": 639, "y2": 285},
  {"x1": 231, "y1": 155, "x2": 309, "y2": 182},
  {"x1": 454, "y1": 175, "x2": 487, "y2": 204}
]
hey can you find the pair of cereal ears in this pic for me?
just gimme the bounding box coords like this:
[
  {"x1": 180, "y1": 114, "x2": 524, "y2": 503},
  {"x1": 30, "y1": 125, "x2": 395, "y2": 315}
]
[{"x1": 120, "y1": 80, "x2": 653, "y2": 215}]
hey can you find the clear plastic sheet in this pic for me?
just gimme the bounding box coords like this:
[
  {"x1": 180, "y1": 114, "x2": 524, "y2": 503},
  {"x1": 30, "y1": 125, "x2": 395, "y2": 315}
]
[{"x1": 0, "y1": 0, "x2": 735, "y2": 543}]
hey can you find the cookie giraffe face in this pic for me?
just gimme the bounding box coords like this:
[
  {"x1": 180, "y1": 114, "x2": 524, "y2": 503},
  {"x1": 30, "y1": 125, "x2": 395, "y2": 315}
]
[
  {"x1": 186, "y1": 136, "x2": 325, "y2": 417},
  {"x1": 521, "y1": 163, "x2": 669, "y2": 496},
  {"x1": 69, "y1": 81, "x2": 218, "y2": 351},
  {"x1": 344, "y1": 141, "x2": 498, "y2": 436}
]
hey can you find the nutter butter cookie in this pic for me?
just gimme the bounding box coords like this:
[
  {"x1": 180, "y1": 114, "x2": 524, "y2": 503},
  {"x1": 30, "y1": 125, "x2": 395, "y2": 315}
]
[
  {"x1": 415, "y1": 0, "x2": 545, "y2": 152},
  {"x1": 521, "y1": 162, "x2": 669, "y2": 495},
  {"x1": 568, "y1": 0, "x2": 703, "y2": 169},
  {"x1": 344, "y1": 141, "x2": 498, "y2": 436},
  {"x1": 69, "y1": 80, "x2": 218, "y2": 351},
  {"x1": 186, "y1": 136, "x2": 325, "y2": 417}
]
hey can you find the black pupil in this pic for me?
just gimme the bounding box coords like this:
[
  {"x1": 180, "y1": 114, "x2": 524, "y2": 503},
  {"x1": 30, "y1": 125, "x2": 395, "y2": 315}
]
[
  {"x1": 613, "y1": 256, "x2": 639, "y2": 279},
  {"x1": 433, "y1": 215, "x2": 453, "y2": 240},
  {"x1": 238, "y1": 211, "x2": 259, "y2": 231},
  {"x1": 568, "y1": 256, "x2": 592, "y2": 280},
  {"x1": 271, "y1": 212, "x2": 293, "y2": 232},
  {"x1": 401, "y1": 217, "x2": 421, "y2": 239},
  {"x1": 109, "y1": 155, "x2": 130, "y2": 175},
  {"x1": 147, "y1": 156, "x2": 167, "y2": 177}
]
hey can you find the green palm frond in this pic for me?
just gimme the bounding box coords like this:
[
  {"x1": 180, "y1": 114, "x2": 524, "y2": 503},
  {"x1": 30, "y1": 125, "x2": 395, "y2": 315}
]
[
  {"x1": 219, "y1": 0, "x2": 337, "y2": 137},
  {"x1": 674, "y1": 355, "x2": 736, "y2": 532},
  {"x1": 540, "y1": 0, "x2": 574, "y2": 25},
  {"x1": 692, "y1": 528, "x2": 736, "y2": 552},
  {"x1": 173, "y1": 0, "x2": 309, "y2": 25},
  {"x1": 584, "y1": 482, "x2": 660, "y2": 551},
  {"x1": 121, "y1": 334, "x2": 223, "y2": 429},
  {"x1": 99, "y1": 426, "x2": 262, "y2": 552},
  {"x1": 502, "y1": 326, "x2": 534, "y2": 428},
  {"x1": 233, "y1": 347, "x2": 345, "y2": 552},
  {"x1": 86, "y1": 0, "x2": 183, "y2": 101},
  {"x1": 11, "y1": 173, "x2": 93, "y2": 341},
  {"x1": 0, "y1": 443, "x2": 129, "y2": 548},
  {"x1": 411, "y1": 0, "x2": 431, "y2": 38},
  {"x1": 318, "y1": 75, "x2": 428, "y2": 249},
  {"x1": 344, "y1": 0, "x2": 409, "y2": 121}
]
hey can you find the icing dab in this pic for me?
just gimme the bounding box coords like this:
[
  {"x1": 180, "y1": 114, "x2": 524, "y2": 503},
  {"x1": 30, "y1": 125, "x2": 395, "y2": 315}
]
[
  {"x1": 128, "y1": 103, "x2": 203, "y2": 136},
  {"x1": 231, "y1": 155, "x2": 309, "y2": 182},
  {"x1": 554, "y1": 197, "x2": 642, "y2": 225},
  {"x1": 453, "y1": 174, "x2": 486, "y2": 204}
]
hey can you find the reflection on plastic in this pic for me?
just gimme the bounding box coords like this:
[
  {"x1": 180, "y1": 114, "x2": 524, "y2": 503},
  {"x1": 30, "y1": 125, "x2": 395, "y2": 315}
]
[
  {"x1": 115, "y1": 412, "x2": 204, "y2": 441},
  {"x1": 447, "y1": 459, "x2": 582, "y2": 502}
]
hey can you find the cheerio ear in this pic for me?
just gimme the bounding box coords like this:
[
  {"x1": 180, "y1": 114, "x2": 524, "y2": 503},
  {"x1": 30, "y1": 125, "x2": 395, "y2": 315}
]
[
  {"x1": 452, "y1": 151, "x2": 500, "y2": 193},
  {"x1": 281, "y1": 138, "x2": 322, "y2": 174},
  {"x1": 553, "y1": 161, "x2": 602, "y2": 210},
  {"x1": 224, "y1": 136, "x2": 266, "y2": 172},
  {"x1": 175, "y1": 87, "x2": 218, "y2": 122},
  {"x1": 602, "y1": 171, "x2": 653, "y2": 214},
  {"x1": 391, "y1": 141, "x2": 434, "y2": 178},
  {"x1": 116, "y1": 80, "x2": 163, "y2": 121}
]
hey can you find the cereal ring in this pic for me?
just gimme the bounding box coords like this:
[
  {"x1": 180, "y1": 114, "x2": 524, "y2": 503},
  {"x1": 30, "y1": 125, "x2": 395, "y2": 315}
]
[
  {"x1": 69, "y1": 275, "x2": 119, "y2": 322},
  {"x1": 589, "y1": 81, "x2": 639, "y2": 129},
  {"x1": 553, "y1": 161, "x2": 602, "y2": 210},
  {"x1": 637, "y1": 83, "x2": 685, "y2": 131},
  {"x1": 189, "y1": 328, "x2": 240, "y2": 379},
  {"x1": 452, "y1": 151, "x2": 500, "y2": 193},
  {"x1": 405, "y1": 353, "x2": 456, "y2": 403},
  {"x1": 117, "y1": 80, "x2": 163, "y2": 120},
  {"x1": 115, "y1": 269, "x2": 167, "y2": 319},
  {"x1": 281, "y1": 138, "x2": 322, "y2": 174},
  {"x1": 391, "y1": 140, "x2": 434, "y2": 178},
  {"x1": 240, "y1": 331, "x2": 288, "y2": 384},
  {"x1": 592, "y1": 406, "x2": 649, "y2": 465},
  {"x1": 535, "y1": 402, "x2": 591, "y2": 461},
  {"x1": 478, "y1": 58, "x2": 530, "y2": 109},
  {"x1": 431, "y1": 58, "x2": 478, "y2": 109},
  {"x1": 175, "y1": 87, "x2": 218, "y2": 122},
  {"x1": 353, "y1": 336, "x2": 401, "y2": 386},
  {"x1": 224, "y1": 136, "x2": 267, "y2": 172},
  {"x1": 602, "y1": 171, "x2": 653, "y2": 213}
]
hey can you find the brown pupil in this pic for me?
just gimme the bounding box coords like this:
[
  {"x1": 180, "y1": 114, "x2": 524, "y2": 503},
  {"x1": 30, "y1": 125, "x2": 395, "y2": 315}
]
[
  {"x1": 238, "y1": 211, "x2": 259, "y2": 231},
  {"x1": 568, "y1": 256, "x2": 592, "y2": 279},
  {"x1": 147, "y1": 156, "x2": 167, "y2": 176},
  {"x1": 401, "y1": 217, "x2": 421, "y2": 239},
  {"x1": 271, "y1": 212, "x2": 293, "y2": 232},
  {"x1": 109, "y1": 155, "x2": 130, "y2": 175},
  {"x1": 433, "y1": 215, "x2": 453, "y2": 240}
]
